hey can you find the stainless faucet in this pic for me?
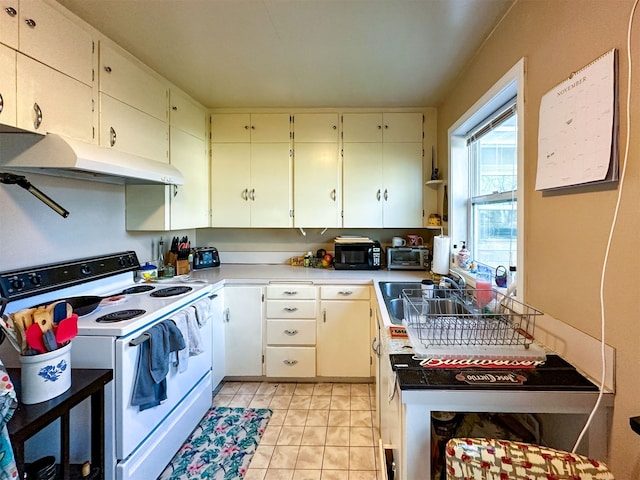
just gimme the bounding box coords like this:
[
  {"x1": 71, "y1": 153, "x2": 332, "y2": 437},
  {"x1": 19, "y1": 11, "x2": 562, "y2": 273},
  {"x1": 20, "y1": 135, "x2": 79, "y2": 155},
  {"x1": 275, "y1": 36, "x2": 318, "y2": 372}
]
[{"x1": 439, "y1": 270, "x2": 466, "y2": 291}]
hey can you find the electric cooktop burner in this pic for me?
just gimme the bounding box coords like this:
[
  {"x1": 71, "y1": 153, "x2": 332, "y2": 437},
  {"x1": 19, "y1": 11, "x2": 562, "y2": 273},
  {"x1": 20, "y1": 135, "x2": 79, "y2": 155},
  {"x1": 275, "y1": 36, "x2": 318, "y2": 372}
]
[
  {"x1": 96, "y1": 309, "x2": 147, "y2": 323},
  {"x1": 121, "y1": 285, "x2": 155, "y2": 295},
  {"x1": 150, "y1": 286, "x2": 192, "y2": 298}
]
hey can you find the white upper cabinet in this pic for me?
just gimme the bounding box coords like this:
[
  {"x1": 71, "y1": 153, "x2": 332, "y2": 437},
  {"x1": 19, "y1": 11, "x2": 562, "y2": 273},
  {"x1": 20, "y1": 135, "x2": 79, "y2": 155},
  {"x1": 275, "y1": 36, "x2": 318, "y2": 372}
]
[
  {"x1": 19, "y1": 0, "x2": 93, "y2": 85},
  {"x1": 0, "y1": 1, "x2": 18, "y2": 49},
  {"x1": 99, "y1": 93, "x2": 168, "y2": 163},
  {"x1": 212, "y1": 113, "x2": 290, "y2": 143},
  {"x1": 211, "y1": 113, "x2": 292, "y2": 228},
  {"x1": 342, "y1": 112, "x2": 424, "y2": 228},
  {"x1": 169, "y1": 88, "x2": 207, "y2": 140},
  {"x1": 16, "y1": 53, "x2": 93, "y2": 141},
  {"x1": 99, "y1": 42, "x2": 167, "y2": 121},
  {"x1": 292, "y1": 113, "x2": 341, "y2": 228},
  {"x1": 0, "y1": 43, "x2": 16, "y2": 127}
]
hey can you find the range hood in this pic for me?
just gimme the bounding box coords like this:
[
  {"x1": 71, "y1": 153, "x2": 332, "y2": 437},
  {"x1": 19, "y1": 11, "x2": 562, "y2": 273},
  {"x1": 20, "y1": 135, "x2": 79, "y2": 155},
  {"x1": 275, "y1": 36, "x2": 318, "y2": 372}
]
[{"x1": 0, "y1": 132, "x2": 184, "y2": 185}]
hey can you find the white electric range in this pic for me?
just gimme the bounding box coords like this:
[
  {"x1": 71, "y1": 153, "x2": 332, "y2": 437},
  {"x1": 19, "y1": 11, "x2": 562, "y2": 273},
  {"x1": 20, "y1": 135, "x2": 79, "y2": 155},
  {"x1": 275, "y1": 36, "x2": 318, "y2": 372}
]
[{"x1": 0, "y1": 251, "x2": 214, "y2": 480}]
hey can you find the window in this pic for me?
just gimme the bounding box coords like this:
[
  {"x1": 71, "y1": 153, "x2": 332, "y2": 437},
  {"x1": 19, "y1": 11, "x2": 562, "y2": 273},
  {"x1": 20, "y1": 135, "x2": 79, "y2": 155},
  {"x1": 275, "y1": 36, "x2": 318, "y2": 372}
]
[
  {"x1": 448, "y1": 59, "x2": 524, "y2": 293},
  {"x1": 467, "y1": 101, "x2": 517, "y2": 269}
]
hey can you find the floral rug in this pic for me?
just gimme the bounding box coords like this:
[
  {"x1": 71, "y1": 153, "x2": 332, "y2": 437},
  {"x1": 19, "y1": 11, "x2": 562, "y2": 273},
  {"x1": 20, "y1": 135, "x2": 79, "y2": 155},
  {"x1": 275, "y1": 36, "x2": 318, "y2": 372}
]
[{"x1": 158, "y1": 406, "x2": 272, "y2": 480}]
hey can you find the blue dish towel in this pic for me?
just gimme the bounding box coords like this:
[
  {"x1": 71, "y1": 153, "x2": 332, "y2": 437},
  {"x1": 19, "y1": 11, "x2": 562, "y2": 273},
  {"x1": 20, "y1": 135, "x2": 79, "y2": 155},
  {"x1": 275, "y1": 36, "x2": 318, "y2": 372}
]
[{"x1": 131, "y1": 320, "x2": 186, "y2": 411}]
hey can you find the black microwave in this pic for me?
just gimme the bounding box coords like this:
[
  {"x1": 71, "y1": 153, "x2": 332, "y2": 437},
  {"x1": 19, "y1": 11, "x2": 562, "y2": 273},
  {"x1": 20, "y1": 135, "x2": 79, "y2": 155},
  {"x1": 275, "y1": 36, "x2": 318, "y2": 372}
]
[{"x1": 334, "y1": 241, "x2": 382, "y2": 270}]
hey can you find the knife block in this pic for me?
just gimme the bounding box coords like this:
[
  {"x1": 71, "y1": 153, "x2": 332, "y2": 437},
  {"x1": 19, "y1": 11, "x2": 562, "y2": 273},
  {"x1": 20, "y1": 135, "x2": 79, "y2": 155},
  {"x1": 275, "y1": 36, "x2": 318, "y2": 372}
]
[{"x1": 176, "y1": 260, "x2": 190, "y2": 275}]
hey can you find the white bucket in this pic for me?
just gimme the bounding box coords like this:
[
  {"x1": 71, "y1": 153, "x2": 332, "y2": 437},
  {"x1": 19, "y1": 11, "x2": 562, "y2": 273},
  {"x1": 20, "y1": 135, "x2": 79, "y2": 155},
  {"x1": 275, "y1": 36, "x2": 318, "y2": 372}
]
[{"x1": 19, "y1": 342, "x2": 72, "y2": 404}]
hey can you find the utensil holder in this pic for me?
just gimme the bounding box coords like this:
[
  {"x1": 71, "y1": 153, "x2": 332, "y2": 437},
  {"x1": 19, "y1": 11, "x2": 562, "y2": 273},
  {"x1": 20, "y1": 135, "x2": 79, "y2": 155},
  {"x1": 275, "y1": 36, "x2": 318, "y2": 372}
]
[
  {"x1": 176, "y1": 260, "x2": 190, "y2": 275},
  {"x1": 20, "y1": 342, "x2": 71, "y2": 404}
]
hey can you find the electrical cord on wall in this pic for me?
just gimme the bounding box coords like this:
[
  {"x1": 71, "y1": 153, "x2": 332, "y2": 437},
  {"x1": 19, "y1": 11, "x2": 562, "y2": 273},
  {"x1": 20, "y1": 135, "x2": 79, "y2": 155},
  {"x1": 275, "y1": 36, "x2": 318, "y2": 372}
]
[{"x1": 571, "y1": 0, "x2": 638, "y2": 453}]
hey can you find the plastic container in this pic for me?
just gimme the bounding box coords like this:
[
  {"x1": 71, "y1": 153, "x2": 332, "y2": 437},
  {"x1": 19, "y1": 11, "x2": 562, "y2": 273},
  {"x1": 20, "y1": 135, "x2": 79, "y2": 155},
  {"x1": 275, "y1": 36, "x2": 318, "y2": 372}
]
[
  {"x1": 135, "y1": 262, "x2": 158, "y2": 282},
  {"x1": 20, "y1": 342, "x2": 72, "y2": 404}
]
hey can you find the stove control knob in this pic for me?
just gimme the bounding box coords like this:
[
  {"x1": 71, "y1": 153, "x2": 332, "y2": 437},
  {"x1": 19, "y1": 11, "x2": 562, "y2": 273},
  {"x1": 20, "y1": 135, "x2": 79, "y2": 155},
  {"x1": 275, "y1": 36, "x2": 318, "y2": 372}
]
[
  {"x1": 81, "y1": 265, "x2": 92, "y2": 275},
  {"x1": 28, "y1": 273, "x2": 42, "y2": 286},
  {"x1": 10, "y1": 277, "x2": 25, "y2": 291}
]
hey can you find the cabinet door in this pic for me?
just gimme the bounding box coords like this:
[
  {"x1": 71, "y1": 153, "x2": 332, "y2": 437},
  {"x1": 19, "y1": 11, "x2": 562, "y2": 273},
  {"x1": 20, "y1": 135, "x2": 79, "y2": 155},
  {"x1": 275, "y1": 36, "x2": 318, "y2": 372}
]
[
  {"x1": 250, "y1": 113, "x2": 291, "y2": 143},
  {"x1": 342, "y1": 143, "x2": 383, "y2": 228},
  {"x1": 211, "y1": 143, "x2": 251, "y2": 226},
  {"x1": 169, "y1": 88, "x2": 207, "y2": 140},
  {"x1": 99, "y1": 93, "x2": 169, "y2": 162},
  {"x1": 293, "y1": 142, "x2": 341, "y2": 228},
  {"x1": 382, "y1": 143, "x2": 423, "y2": 227},
  {"x1": 382, "y1": 113, "x2": 423, "y2": 142},
  {"x1": 0, "y1": 1, "x2": 18, "y2": 49},
  {"x1": 17, "y1": 54, "x2": 93, "y2": 141},
  {"x1": 317, "y1": 300, "x2": 370, "y2": 377},
  {"x1": 0, "y1": 43, "x2": 16, "y2": 127},
  {"x1": 170, "y1": 129, "x2": 209, "y2": 229},
  {"x1": 19, "y1": 0, "x2": 92, "y2": 85},
  {"x1": 99, "y1": 42, "x2": 167, "y2": 121},
  {"x1": 294, "y1": 113, "x2": 339, "y2": 142},
  {"x1": 342, "y1": 113, "x2": 383, "y2": 143},
  {"x1": 211, "y1": 113, "x2": 251, "y2": 143},
  {"x1": 224, "y1": 286, "x2": 264, "y2": 377},
  {"x1": 250, "y1": 143, "x2": 292, "y2": 227}
]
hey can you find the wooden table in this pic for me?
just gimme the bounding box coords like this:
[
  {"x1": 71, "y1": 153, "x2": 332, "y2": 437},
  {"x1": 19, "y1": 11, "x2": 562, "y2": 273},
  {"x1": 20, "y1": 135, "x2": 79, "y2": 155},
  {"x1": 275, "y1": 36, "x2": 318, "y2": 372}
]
[{"x1": 7, "y1": 368, "x2": 113, "y2": 480}]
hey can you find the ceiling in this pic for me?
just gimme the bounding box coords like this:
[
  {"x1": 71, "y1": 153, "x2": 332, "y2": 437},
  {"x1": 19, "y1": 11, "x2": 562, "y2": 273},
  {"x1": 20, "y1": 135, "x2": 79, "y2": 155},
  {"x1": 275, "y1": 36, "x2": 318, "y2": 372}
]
[{"x1": 55, "y1": 0, "x2": 514, "y2": 109}]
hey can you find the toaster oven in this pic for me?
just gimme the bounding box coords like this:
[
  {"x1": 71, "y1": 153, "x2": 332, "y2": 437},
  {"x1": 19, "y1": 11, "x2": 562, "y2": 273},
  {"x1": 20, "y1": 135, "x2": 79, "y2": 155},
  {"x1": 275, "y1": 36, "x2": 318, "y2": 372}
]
[
  {"x1": 192, "y1": 247, "x2": 220, "y2": 269},
  {"x1": 387, "y1": 246, "x2": 429, "y2": 270}
]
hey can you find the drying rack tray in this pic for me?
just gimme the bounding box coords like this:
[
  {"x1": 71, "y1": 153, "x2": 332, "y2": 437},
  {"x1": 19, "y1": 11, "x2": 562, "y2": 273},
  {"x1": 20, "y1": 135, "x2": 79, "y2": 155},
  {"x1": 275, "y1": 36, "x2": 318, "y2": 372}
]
[{"x1": 401, "y1": 288, "x2": 542, "y2": 352}]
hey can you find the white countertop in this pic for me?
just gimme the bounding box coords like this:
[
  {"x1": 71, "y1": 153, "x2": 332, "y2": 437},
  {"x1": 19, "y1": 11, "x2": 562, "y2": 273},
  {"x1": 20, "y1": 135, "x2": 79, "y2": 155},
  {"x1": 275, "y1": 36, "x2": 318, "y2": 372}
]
[{"x1": 190, "y1": 264, "x2": 430, "y2": 286}]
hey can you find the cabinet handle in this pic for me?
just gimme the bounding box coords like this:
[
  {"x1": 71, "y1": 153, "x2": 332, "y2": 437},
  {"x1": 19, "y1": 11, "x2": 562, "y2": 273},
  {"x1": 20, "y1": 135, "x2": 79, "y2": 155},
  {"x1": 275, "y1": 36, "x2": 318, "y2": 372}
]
[
  {"x1": 0, "y1": 93, "x2": 3, "y2": 114},
  {"x1": 283, "y1": 307, "x2": 298, "y2": 312},
  {"x1": 384, "y1": 189, "x2": 388, "y2": 201},
  {"x1": 283, "y1": 291, "x2": 298, "y2": 296},
  {"x1": 330, "y1": 189, "x2": 336, "y2": 201},
  {"x1": 173, "y1": 185, "x2": 179, "y2": 198},
  {"x1": 32, "y1": 103, "x2": 42, "y2": 130},
  {"x1": 384, "y1": 125, "x2": 389, "y2": 129},
  {"x1": 250, "y1": 188, "x2": 256, "y2": 201},
  {"x1": 338, "y1": 290, "x2": 353, "y2": 296},
  {"x1": 243, "y1": 125, "x2": 250, "y2": 130},
  {"x1": 283, "y1": 359, "x2": 298, "y2": 366},
  {"x1": 24, "y1": 18, "x2": 36, "y2": 28},
  {"x1": 104, "y1": 65, "x2": 112, "y2": 73},
  {"x1": 109, "y1": 126, "x2": 117, "y2": 147},
  {"x1": 323, "y1": 308, "x2": 326, "y2": 323},
  {"x1": 377, "y1": 125, "x2": 382, "y2": 130},
  {"x1": 371, "y1": 337, "x2": 380, "y2": 357},
  {"x1": 172, "y1": 105, "x2": 178, "y2": 111},
  {"x1": 284, "y1": 329, "x2": 299, "y2": 336},
  {"x1": 376, "y1": 189, "x2": 381, "y2": 201},
  {"x1": 4, "y1": 7, "x2": 17, "y2": 17},
  {"x1": 242, "y1": 188, "x2": 249, "y2": 201},
  {"x1": 224, "y1": 307, "x2": 230, "y2": 323},
  {"x1": 332, "y1": 125, "x2": 337, "y2": 130}
]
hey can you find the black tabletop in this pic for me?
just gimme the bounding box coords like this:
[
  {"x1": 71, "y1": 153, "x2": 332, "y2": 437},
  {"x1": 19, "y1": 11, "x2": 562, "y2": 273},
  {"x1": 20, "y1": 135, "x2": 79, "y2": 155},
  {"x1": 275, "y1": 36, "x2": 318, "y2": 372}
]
[
  {"x1": 7, "y1": 368, "x2": 113, "y2": 441},
  {"x1": 389, "y1": 354, "x2": 599, "y2": 391}
]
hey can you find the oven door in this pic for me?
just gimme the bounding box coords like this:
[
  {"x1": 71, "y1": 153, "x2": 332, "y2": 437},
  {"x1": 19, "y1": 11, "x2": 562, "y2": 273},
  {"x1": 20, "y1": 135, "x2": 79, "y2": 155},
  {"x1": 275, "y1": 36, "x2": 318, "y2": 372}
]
[{"x1": 115, "y1": 317, "x2": 212, "y2": 459}]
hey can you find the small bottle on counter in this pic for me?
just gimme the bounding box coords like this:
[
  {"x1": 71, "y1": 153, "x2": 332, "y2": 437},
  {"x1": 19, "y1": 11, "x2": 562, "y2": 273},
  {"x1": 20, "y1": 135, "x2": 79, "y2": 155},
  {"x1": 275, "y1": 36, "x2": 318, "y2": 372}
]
[
  {"x1": 421, "y1": 279, "x2": 434, "y2": 315},
  {"x1": 303, "y1": 252, "x2": 312, "y2": 267},
  {"x1": 457, "y1": 241, "x2": 471, "y2": 269},
  {"x1": 157, "y1": 237, "x2": 165, "y2": 270},
  {"x1": 451, "y1": 243, "x2": 459, "y2": 267}
]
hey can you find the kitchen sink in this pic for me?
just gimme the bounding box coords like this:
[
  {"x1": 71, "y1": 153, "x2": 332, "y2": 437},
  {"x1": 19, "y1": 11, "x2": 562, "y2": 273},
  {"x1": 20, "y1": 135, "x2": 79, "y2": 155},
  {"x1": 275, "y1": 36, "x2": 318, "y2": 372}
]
[{"x1": 378, "y1": 281, "x2": 421, "y2": 324}]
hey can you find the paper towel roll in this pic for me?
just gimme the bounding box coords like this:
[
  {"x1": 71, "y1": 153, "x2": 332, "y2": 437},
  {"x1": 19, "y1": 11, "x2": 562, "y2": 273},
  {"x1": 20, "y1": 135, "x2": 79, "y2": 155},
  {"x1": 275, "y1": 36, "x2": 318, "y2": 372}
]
[{"x1": 432, "y1": 235, "x2": 450, "y2": 274}]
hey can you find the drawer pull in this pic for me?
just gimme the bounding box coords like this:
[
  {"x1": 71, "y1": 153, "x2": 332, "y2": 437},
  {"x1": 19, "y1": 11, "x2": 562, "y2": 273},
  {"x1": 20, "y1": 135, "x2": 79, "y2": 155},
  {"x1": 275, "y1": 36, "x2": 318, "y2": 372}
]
[
  {"x1": 284, "y1": 329, "x2": 299, "y2": 336},
  {"x1": 283, "y1": 307, "x2": 298, "y2": 312},
  {"x1": 283, "y1": 359, "x2": 298, "y2": 366},
  {"x1": 283, "y1": 291, "x2": 298, "y2": 295},
  {"x1": 33, "y1": 102, "x2": 42, "y2": 130},
  {"x1": 338, "y1": 290, "x2": 353, "y2": 296}
]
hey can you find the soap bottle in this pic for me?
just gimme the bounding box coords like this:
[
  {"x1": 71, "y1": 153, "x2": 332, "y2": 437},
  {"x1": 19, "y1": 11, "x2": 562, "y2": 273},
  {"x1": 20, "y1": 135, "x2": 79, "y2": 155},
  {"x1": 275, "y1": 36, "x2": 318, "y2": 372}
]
[{"x1": 457, "y1": 241, "x2": 470, "y2": 269}]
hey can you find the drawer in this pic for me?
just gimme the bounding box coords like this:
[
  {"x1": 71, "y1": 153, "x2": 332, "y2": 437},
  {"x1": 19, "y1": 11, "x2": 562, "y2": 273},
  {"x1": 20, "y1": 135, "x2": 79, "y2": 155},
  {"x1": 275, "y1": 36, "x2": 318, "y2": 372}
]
[
  {"x1": 267, "y1": 320, "x2": 316, "y2": 345},
  {"x1": 266, "y1": 300, "x2": 316, "y2": 319},
  {"x1": 266, "y1": 347, "x2": 316, "y2": 377},
  {"x1": 267, "y1": 284, "x2": 317, "y2": 300},
  {"x1": 320, "y1": 285, "x2": 370, "y2": 300}
]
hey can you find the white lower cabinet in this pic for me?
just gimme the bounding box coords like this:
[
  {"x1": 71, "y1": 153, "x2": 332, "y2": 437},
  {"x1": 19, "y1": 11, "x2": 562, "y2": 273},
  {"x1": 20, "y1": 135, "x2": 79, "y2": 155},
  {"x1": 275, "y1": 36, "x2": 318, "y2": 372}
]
[
  {"x1": 317, "y1": 285, "x2": 371, "y2": 378},
  {"x1": 265, "y1": 284, "x2": 317, "y2": 378},
  {"x1": 223, "y1": 285, "x2": 264, "y2": 377}
]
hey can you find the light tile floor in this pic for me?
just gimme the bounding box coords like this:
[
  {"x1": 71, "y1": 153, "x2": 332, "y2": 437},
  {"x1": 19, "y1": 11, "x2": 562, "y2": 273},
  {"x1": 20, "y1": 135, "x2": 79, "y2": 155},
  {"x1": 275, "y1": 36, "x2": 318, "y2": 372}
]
[{"x1": 213, "y1": 381, "x2": 381, "y2": 480}]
